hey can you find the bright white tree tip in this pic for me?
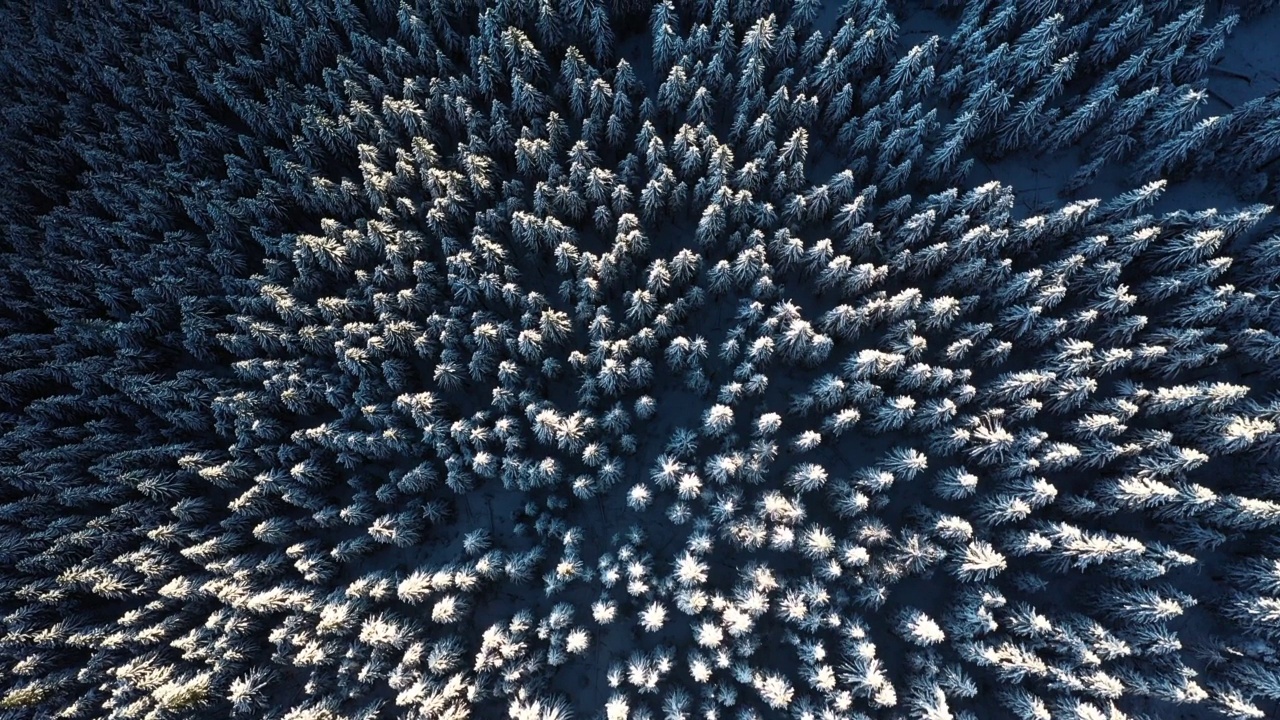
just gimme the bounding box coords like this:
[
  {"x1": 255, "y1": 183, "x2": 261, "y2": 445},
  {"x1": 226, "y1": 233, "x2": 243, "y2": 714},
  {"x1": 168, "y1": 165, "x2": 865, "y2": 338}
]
[
  {"x1": 638, "y1": 601, "x2": 667, "y2": 632},
  {"x1": 896, "y1": 608, "x2": 946, "y2": 646}
]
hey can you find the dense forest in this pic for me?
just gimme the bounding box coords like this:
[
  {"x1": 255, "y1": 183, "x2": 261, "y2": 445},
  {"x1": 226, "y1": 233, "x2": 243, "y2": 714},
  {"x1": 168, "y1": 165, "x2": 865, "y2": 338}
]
[{"x1": 4, "y1": 0, "x2": 1280, "y2": 718}]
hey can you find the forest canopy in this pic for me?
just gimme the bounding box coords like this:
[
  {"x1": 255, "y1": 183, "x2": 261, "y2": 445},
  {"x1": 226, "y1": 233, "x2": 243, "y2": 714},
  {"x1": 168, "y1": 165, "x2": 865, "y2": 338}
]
[{"x1": 3, "y1": 0, "x2": 1280, "y2": 718}]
